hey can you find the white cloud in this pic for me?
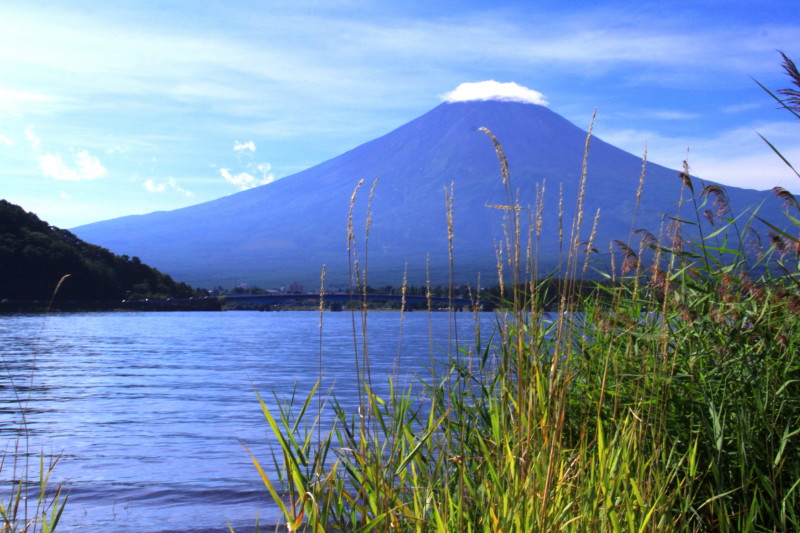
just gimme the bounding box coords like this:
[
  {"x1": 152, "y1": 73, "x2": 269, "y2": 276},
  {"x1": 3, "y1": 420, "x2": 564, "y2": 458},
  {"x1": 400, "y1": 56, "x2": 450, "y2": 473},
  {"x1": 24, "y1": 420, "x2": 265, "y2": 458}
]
[
  {"x1": 0, "y1": 135, "x2": 14, "y2": 147},
  {"x1": 105, "y1": 145, "x2": 127, "y2": 155},
  {"x1": 60, "y1": 191, "x2": 71, "y2": 200},
  {"x1": 220, "y1": 162, "x2": 275, "y2": 190},
  {"x1": 39, "y1": 150, "x2": 107, "y2": 181},
  {"x1": 220, "y1": 169, "x2": 255, "y2": 190},
  {"x1": 143, "y1": 177, "x2": 193, "y2": 195},
  {"x1": 74, "y1": 150, "x2": 107, "y2": 180},
  {"x1": 144, "y1": 179, "x2": 166, "y2": 192},
  {"x1": 691, "y1": 148, "x2": 800, "y2": 192},
  {"x1": 256, "y1": 162, "x2": 275, "y2": 181},
  {"x1": 25, "y1": 126, "x2": 41, "y2": 151},
  {"x1": 234, "y1": 140, "x2": 256, "y2": 152},
  {"x1": 597, "y1": 120, "x2": 800, "y2": 193},
  {"x1": 442, "y1": 81, "x2": 548, "y2": 105}
]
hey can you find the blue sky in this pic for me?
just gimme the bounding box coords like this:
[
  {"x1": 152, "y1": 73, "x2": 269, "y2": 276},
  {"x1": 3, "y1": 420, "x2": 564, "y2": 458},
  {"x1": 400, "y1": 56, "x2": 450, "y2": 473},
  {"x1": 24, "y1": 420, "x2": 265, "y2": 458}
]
[{"x1": 2, "y1": 0, "x2": 800, "y2": 228}]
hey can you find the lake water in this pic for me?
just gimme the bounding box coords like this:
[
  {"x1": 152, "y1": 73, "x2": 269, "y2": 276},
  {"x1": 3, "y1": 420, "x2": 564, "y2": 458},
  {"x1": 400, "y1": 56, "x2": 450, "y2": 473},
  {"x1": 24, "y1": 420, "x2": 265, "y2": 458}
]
[{"x1": 0, "y1": 310, "x2": 491, "y2": 532}]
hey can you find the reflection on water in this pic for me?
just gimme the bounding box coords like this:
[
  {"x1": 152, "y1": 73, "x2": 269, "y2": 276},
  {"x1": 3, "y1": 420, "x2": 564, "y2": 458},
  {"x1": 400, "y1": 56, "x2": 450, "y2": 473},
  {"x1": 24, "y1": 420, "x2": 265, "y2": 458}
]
[{"x1": 0, "y1": 311, "x2": 490, "y2": 532}]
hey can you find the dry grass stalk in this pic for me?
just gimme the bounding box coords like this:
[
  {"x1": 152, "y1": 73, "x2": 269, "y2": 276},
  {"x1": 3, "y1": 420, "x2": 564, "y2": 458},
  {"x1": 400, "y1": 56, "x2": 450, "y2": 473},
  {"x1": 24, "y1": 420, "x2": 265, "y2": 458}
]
[
  {"x1": 533, "y1": 180, "x2": 546, "y2": 303},
  {"x1": 346, "y1": 179, "x2": 366, "y2": 413},
  {"x1": 774, "y1": 186, "x2": 800, "y2": 212},
  {"x1": 625, "y1": 148, "x2": 648, "y2": 246},
  {"x1": 394, "y1": 263, "x2": 408, "y2": 380},
  {"x1": 479, "y1": 126, "x2": 509, "y2": 185},
  {"x1": 566, "y1": 108, "x2": 596, "y2": 283},
  {"x1": 480, "y1": 127, "x2": 524, "y2": 313},
  {"x1": 362, "y1": 178, "x2": 380, "y2": 303},
  {"x1": 495, "y1": 241, "x2": 505, "y2": 299},
  {"x1": 445, "y1": 182, "x2": 455, "y2": 280},
  {"x1": 609, "y1": 240, "x2": 617, "y2": 284},
  {"x1": 425, "y1": 255, "x2": 435, "y2": 379},
  {"x1": 317, "y1": 264, "x2": 325, "y2": 449},
  {"x1": 526, "y1": 208, "x2": 534, "y2": 283},
  {"x1": 582, "y1": 208, "x2": 601, "y2": 276},
  {"x1": 558, "y1": 183, "x2": 564, "y2": 252},
  {"x1": 679, "y1": 158, "x2": 694, "y2": 195},
  {"x1": 778, "y1": 50, "x2": 800, "y2": 109},
  {"x1": 347, "y1": 179, "x2": 365, "y2": 255},
  {"x1": 444, "y1": 181, "x2": 459, "y2": 352},
  {"x1": 502, "y1": 221, "x2": 513, "y2": 271}
]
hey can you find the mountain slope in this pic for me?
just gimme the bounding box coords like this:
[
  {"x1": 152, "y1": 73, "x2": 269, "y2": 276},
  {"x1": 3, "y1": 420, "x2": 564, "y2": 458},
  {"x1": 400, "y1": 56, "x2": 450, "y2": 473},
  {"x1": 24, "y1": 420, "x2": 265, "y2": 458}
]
[{"x1": 73, "y1": 100, "x2": 782, "y2": 289}]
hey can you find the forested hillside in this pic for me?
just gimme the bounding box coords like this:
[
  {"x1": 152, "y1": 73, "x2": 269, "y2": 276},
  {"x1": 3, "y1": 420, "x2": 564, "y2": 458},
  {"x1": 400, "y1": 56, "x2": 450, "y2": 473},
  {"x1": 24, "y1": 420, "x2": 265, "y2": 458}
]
[{"x1": 0, "y1": 200, "x2": 197, "y2": 302}]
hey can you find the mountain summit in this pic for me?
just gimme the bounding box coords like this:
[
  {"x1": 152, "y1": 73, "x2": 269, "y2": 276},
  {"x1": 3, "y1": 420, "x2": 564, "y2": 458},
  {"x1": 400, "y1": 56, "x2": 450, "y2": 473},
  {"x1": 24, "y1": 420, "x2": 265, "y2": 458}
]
[{"x1": 73, "y1": 100, "x2": 780, "y2": 289}]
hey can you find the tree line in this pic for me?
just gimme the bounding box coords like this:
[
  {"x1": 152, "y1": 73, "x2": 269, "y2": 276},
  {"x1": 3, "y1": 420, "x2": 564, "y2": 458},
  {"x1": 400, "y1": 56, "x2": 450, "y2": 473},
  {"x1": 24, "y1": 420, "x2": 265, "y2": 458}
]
[{"x1": 0, "y1": 200, "x2": 199, "y2": 303}]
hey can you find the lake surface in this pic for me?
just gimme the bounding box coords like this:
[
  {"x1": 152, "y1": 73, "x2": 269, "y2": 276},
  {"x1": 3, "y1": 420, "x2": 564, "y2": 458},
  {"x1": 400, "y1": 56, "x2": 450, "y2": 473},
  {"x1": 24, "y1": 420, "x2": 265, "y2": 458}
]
[{"x1": 0, "y1": 311, "x2": 492, "y2": 532}]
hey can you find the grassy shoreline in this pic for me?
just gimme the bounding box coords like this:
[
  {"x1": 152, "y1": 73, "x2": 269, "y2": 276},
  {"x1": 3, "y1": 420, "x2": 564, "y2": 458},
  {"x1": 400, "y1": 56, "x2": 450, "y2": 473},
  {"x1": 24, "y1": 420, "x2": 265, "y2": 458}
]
[
  {"x1": 245, "y1": 59, "x2": 800, "y2": 532},
  {"x1": 247, "y1": 171, "x2": 800, "y2": 531}
]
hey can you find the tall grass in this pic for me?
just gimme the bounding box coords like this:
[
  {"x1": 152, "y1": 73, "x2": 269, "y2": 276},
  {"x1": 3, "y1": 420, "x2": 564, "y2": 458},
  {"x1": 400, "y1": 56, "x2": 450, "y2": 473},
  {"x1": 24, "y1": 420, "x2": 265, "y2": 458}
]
[{"x1": 246, "y1": 58, "x2": 800, "y2": 532}]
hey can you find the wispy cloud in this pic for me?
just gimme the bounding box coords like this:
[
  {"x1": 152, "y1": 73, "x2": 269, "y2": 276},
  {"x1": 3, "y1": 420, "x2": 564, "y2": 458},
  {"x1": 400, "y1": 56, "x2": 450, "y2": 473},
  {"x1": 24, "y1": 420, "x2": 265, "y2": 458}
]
[
  {"x1": 144, "y1": 178, "x2": 166, "y2": 192},
  {"x1": 0, "y1": 87, "x2": 58, "y2": 112},
  {"x1": 168, "y1": 177, "x2": 193, "y2": 196},
  {"x1": 143, "y1": 177, "x2": 193, "y2": 196},
  {"x1": 0, "y1": 135, "x2": 14, "y2": 147},
  {"x1": 2, "y1": 4, "x2": 795, "y2": 118},
  {"x1": 648, "y1": 110, "x2": 702, "y2": 121},
  {"x1": 39, "y1": 150, "x2": 107, "y2": 181},
  {"x1": 723, "y1": 102, "x2": 764, "y2": 114}
]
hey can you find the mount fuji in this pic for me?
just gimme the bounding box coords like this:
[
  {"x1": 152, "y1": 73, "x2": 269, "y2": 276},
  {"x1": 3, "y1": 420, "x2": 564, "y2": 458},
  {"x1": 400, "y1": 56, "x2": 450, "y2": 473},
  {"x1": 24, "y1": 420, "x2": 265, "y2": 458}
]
[{"x1": 73, "y1": 99, "x2": 783, "y2": 289}]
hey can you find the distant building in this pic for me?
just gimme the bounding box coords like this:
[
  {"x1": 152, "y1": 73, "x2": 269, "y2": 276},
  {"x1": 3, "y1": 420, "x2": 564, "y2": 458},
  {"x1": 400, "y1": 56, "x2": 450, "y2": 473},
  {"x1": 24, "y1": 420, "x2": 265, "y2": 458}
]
[{"x1": 288, "y1": 282, "x2": 303, "y2": 294}]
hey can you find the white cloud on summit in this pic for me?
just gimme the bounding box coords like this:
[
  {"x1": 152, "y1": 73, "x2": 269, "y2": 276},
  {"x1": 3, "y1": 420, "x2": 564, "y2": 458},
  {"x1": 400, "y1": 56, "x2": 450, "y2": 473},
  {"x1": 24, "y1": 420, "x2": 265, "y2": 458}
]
[
  {"x1": 234, "y1": 140, "x2": 256, "y2": 152},
  {"x1": 442, "y1": 81, "x2": 548, "y2": 105},
  {"x1": 39, "y1": 150, "x2": 107, "y2": 181}
]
